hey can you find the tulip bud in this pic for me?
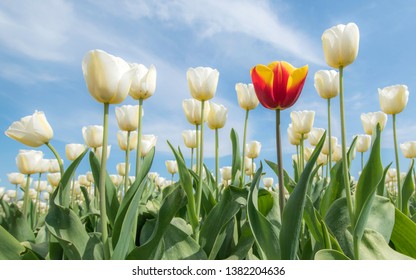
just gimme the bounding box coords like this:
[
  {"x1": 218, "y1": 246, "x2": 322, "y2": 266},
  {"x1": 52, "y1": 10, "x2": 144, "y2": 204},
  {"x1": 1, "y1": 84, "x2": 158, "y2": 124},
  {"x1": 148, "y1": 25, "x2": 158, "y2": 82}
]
[
  {"x1": 207, "y1": 102, "x2": 227, "y2": 129},
  {"x1": 43, "y1": 192, "x2": 50, "y2": 201},
  {"x1": 322, "y1": 136, "x2": 337, "y2": 155},
  {"x1": 16, "y1": 150, "x2": 44, "y2": 175},
  {"x1": 263, "y1": 177, "x2": 274, "y2": 189},
  {"x1": 86, "y1": 171, "x2": 94, "y2": 183},
  {"x1": 117, "y1": 130, "x2": 138, "y2": 151},
  {"x1": 141, "y1": 135, "x2": 157, "y2": 157},
  {"x1": 165, "y1": 160, "x2": 178, "y2": 175},
  {"x1": 290, "y1": 110, "x2": 315, "y2": 135},
  {"x1": 95, "y1": 145, "x2": 111, "y2": 161},
  {"x1": 33, "y1": 180, "x2": 47, "y2": 192},
  {"x1": 322, "y1": 23, "x2": 360, "y2": 68},
  {"x1": 129, "y1": 64, "x2": 157, "y2": 100},
  {"x1": 378, "y1": 85, "x2": 409, "y2": 115},
  {"x1": 78, "y1": 175, "x2": 90, "y2": 187},
  {"x1": 304, "y1": 147, "x2": 314, "y2": 162},
  {"x1": 287, "y1": 124, "x2": 302, "y2": 146},
  {"x1": 6, "y1": 190, "x2": 16, "y2": 198},
  {"x1": 361, "y1": 111, "x2": 387, "y2": 135},
  {"x1": 5, "y1": 111, "x2": 53, "y2": 147},
  {"x1": 187, "y1": 67, "x2": 219, "y2": 101},
  {"x1": 309, "y1": 128, "x2": 326, "y2": 147},
  {"x1": 116, "y1": 163, "x2": 130, "y2": 176},
  {"x1": 182, "y1": 99, "x2": 210, "y2": 125},
  {"x1": 400, "y1": 141, "x2": 416, "y2": 159},
  {"x1": 7, "y1": 173, "x2": 25, "y2": 185},
  {"x1": 66, "y1": 143, "x2": 87, "y2": 161},
  {"x1": 332, "y1": 145, "x2": 342, "y2": 162},
  {"x1": 220, "y1": 166, "x2": 232, "y2": 182},
  {"x1": 235, "y1": 83, "x2": 259, "y2": 110},
  {"x1": 47, "y1": 172, "x2": 61, "y2": 187},
  {"x1": 314, "y1": 70, "x2": 339, "y2": 99},
  {"x1": 110, "y1": 174, "x2": 123, "y2": 187},
  {"x1": 49, "y1": 159, "x2": 63, "y2": 173},
  {"x1": 82, "y1": 49, "x2": 135, "y2": 104},
  {"x1": 82, "y1": 125, "x2": 103, "y2": 148},
  {"x1": 115, "y1": 105, "x2": 141, "y2": 131},
  {"x1": 245, "y1": 141, "x2": 261, "y2": 159},
  {"x1": 355, "y1": 134, "x2": 371, "y2": 153},
  {"x1": 182, "y1": 130, "x2": 198, "y2": 149}
]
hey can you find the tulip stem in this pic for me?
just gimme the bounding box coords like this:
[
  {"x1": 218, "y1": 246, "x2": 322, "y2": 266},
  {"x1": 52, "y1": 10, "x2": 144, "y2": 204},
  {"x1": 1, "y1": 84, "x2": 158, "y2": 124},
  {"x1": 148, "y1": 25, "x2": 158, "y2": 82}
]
[
  {"x1": 339, "y1": 66, "x2": 355, "y2": 228},
  {"x1": 135, "y1": 99, "x2": 144, "y2": 178},
  {"x1": 361, "y1": 152, "x2": 364, "y2": 172},
  {"x1": 46, "y1": 142, "x2": 64, "y2": 177},
  {"x1": 327, "y1": 98, "x2": 333, "y2": 172},
  {"x1": 276, "y1": 109, "x2": 285, "y2": 218},
  {"x1": 22, "y1": 174, "x2": 31, "y2": 219},
  {"x1": 99, "y1": 103, "x2": 110, "y2": 259},
  {"x1": 124, "y1": 131, "x2": 131, "y2": 198},
  {"x1": 300, "y1": 134, "x2": 305, "y2": 174},
  {"x1": 296, "y1": 145, "x2": 300, "y2": 178},
  {"x1": 195, "y1": 100, "x2": 206, "y2": 241},
  {"x1": 195, "y1": 124, "x2": 200, "y2": 173},
  {"x1": 241, "y1": 109, "x2": 249, "y2": 187},
  {"x1": 215, "y1": 128, "x2": 219, "y2": 193},
  {"x1": 392, "y1": 114, "x2": 402, "y2": 210},
  {"x1": 190, "y1": 148, "x2": 194, "y2": 170}
]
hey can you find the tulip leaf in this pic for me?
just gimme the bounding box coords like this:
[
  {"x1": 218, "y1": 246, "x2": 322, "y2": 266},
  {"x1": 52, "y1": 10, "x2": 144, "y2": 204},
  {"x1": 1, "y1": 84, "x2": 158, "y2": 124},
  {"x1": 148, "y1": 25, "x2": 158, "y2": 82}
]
[
  {"x1": 21, "y1": 241, "x2": 49, "y2": 260},
  {"x1": 401, "y1": 160, "x2": 415, "y2": 216},
  {"x1": 225, "y1": 222, "x2": 255, "y2": 260},
  {"x1": 247, "y1": 163, "x2": 280, "y2": 260},
  {"x1": 3, "y1": 204, "x2": 35, "y2": 243},
  {"x1": 265, "y1": 159, "x2": 296, "y2": 193},
  {"x1": 390, "y1": 208, "x2": 416, "y2": 259},
  {"x1": 126, "y1": 186, "x2": 187, "y2": 259},
  {"x1": 230, "y1": 128, "x2": 241, "y2": 184},
  {"x1": 167, "y1": 141, "x2": 198, "y2": 231},
  {"x1": 315, "y1": 249, "x2": 351, "y2": 260},
  {"x1": 89, "y1": 151, "x2": 120, "y2": 228},
  {"x1": 280, "y1": 131, "x2": 326, "y2": 260},
  {"x1": 199, "y1": 186, "x2": 247, "y2": 257},
  {"x1": 0, "y1": 225, "x2": 26, "y2": 260}
]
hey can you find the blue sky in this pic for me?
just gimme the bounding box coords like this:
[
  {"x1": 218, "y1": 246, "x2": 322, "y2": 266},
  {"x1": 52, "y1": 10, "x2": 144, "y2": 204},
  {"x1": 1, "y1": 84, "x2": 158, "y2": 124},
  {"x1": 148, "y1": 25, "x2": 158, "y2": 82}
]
[{"x1": 1, "y1": 0, "x2": 416, "y2": 188}]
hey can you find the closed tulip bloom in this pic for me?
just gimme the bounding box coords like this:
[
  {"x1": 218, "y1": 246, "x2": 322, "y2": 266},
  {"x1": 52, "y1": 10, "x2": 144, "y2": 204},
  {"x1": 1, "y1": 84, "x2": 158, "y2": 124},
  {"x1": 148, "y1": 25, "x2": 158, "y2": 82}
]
[
  {"x1": 309, "y1": 128, "x2": 326, "y2": 146},
  {"x1": 361, "y1": 112, "x2": 388, "y2": 135},
  {"x1": 16, "y1": 150, "x2": 44, "y2": 175},
  {"x1": 220, "y1": 166, "x2": 232, "y2": 181},
  {"x1": 117, "y1": 130, "x2": 138, "y2": 151},
  {"x1": 182, "y1": 99, "x2": 210, "y2": 125},
  {"x1": 115, "y1": 105, "x2": 141, "y2": 131},
  {"x1": 304, "y1": 147, "x2": 314, "y2": 162},
  {"x1": 322, "y1": 23, "x2": 360, "y2": 69},
  {"x1": 33, "y1": 180, "x2": 47, "y2": 192},
  {"x1": 95, "y1": 145, "x2": 111, "y2": 160},
  {"x1": 378, "y1": 85, "x2": 409, "y2": 115},
  {"x1": 82, "y1": 125, "x2": 103, "y2": 148},
  {"x1": 187, "y1": 67, "x2": 219, "y2": 101},
  {"x1": 314, "y1": 70, "x2": 339, "y2": 99},
  {"x1": 110, "y1": 174, "x2": 123, "y2": 187},
  {"x1": 7, "y1": 173, "x2": 25, "y2": 185},
  {"x1": 82, "y1": 49, "x2": 135, "y2": 104},
  {"x1": 317, "y1": 153, "x2": 328, "y2": 166},
  {"x1": 245, "y1": 141, "x2": 261, "y2": 159},
  {"x1": 287, "y1": 124, "x2": 302, "y2": 146},
  {"x1": 235, "y1": 83, "x2": 259, "y2": 110},
  {"x1": 6, "y1": 190, "x2": 17, "y2": 198},
  {"x1": 47, "y1": 173, "x2": 61, "y2": 187},
  {"x1": 322, "y1": 136, "x2": 338, "y2": 155},
  {"x1": 400, "y1": 141, "x2": 416, "y2": 159},
  {"x1": 116, "y1": 162, "x2": 130, "y2": 176},
  {"x1": 129, "y1": 64, "x2": 157, "y2": 100},
  {"x1": 165, "y1": 160, "x2": 178, "y2": 175},
  {"x1": 355, "y1": 134, "x2": 371, "y2": 153},
  {"x1": 263, "y1": 177, "x2": 274, "y2": 189},
  {"x1": 182, "y1": 130, "x2": 198, "y2": 149},
  {"x1": 5, "y1": 111, "x2": 53, "y2": 147},
  {"x1": 140, "y1": 135, "x2": 157, "y2": 157},
  {"x1": 332, "y1": 145, "x2": 342, "y2": 162},
  {"x1": 251, "y1": 61, "x2": 308, "y2": 110},
  {"x1": 49, "y1": 159, "x2": 63, "y2": 173},
  {"x1": 290, "y1": 110, "x2": 315, "y2": 135},
  {"x1": 65, "y1": 144, "x2": 86, "y2": 161},
  {"x1": 78, "y1": 175, "x2": 90, "y2": 187},
  {"x1": 86, "y1": 171, "x2": 94, "y2": 183},
  {"x1": 37, "y1": 159, "x2": 51, "y2": 174},
  {"x1": 207, "y1": 102, "x2": 227, "y2": 129}
]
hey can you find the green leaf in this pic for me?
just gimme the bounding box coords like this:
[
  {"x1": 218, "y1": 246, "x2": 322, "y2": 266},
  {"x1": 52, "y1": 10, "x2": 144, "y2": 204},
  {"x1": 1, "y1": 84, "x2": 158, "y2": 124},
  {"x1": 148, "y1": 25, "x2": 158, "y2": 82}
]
[
  {"x1": 402, "y1": 160, "x2": 415, "y2": 216},
  {"x1": 265, "y1": 159, "x2": 296, "y2": 194},
  {"x1": 126, "y1": 186, "x2": 187, "y2": 259},
  {"x1": 390, "y1": 208, "x2": 416, "y2": 258},
  {"x1": 247, "y1": 163, "x2": 280, "y2": 260},
  {"x1": 0, "y1": 225, "x2": 26, "y2": 260},
  {"x1": 5, "y1": 204, "x2": 35, "y2": 242},
  {"x1": 315, "y1": 249, "x2": 351, "y2": 260},
  {"x1": 280, "y1": 131, "x2": 326, "y2": 260},
  {"x1": 199, "y1": 186, "x2": 247, "y2": 257},
  {"x1": 230, "y1": 128, "x2": 241, "y2": 184},
  {"x1": 226, "y1": 222, "x2": 255, "y2": 260}
]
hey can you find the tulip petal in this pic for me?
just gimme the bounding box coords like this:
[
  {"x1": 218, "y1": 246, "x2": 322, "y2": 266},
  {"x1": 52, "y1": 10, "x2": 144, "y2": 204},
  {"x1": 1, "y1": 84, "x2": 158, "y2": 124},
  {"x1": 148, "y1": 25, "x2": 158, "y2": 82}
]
[{"x1": 251, "y1": 65, "x2": 277, "y2": 109}]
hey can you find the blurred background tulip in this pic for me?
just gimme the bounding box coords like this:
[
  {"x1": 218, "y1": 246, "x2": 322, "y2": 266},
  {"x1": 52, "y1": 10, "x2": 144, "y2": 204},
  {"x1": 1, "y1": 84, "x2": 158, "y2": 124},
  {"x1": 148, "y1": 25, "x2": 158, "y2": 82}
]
[{"x1": 82, "y1": 125, "x2": 104, "y2": 148}]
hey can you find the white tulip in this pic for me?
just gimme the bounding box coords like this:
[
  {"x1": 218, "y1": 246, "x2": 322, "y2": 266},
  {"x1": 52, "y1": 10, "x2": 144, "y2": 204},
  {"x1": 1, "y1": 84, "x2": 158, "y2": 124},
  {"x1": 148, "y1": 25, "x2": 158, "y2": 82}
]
[
  {"x1": 16, "y1": 150, "x2": 44, "y2": 175},
  {"x1": 400, "y1": 141, "x2": 416, "y2": 159},
  {"x1": 187, "y1": 67, "x2": 219, "y2": 101},
  {"x1": 290, "y1": 110, "x2": 315, "y2": 135},
  {"x1": 355, "y1": 134, "x2": 371, "y2": 153},
  {"x1": 66, "y1": 144, "x2": 87, "y2": 161},
  {"x1": 128, "y1": 64, "x2": 157, "y2": 100},
  {"x1": 378, "y1": 85, "x2": 409, "y2": 115},
  {"x1": 314, "y1": 70, "x2": 339, "y2": 99},
  {"x1": 7, "y1": 173, "x2": 25, "y2": 185},
  {"x1": 207, "y1": 102, "x2": 227, "y2": 129},
  {"x1": 360, "y1": 111, "x2": 388, "y2": 135},
  {"x1": 235, "y1": 83, "x2": 259, "y2": 110},
  {"x1": 165, "y1": 160, "x2": 178, "y2": 175},
  {"x1": 182, "y1": 130, "x2": 198, "y2": 149},
  {"x1": 309, "y1": 128, "x2": 326, "y2": 146},
  {"x1": 82, "y1": 125, "x2": 103, "y2": 148},
  {"x1": 182, "y1": 99, "x2": 210, "y2": 125},
  {"x1": 115, "y1": 105, "x2": 141, "y2": 131},
  {"x1": 117, "y1": 130, "x2": 138, "y2": 151},
  {"x1": 245, "y1": 141, "x2": 261, "y2": 159}
]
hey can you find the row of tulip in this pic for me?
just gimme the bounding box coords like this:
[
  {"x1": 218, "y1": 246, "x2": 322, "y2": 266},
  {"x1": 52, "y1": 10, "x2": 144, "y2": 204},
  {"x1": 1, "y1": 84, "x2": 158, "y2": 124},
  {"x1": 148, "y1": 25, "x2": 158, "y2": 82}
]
[{"x1": 0, "y1": 22, "x2": 415, "y2": 260}]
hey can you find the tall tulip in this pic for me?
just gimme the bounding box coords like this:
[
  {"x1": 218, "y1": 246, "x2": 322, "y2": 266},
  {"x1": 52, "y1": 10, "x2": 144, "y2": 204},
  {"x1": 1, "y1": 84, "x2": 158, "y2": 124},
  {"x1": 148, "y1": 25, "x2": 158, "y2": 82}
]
[
  {"x1": 322, "y1": 23, "x2": 359, "y2": 246},
  {"x1": 251, "y1": 60, "x2": 308, "y2": 216},
  {"x1": 140, "y1": 135, "x2": 157, "y2": 157},
  {"x1": 360, "y1": 112, "x2": 388, "y2": 135},
  {"x1": 355, "y1": 134, "x2": 372, "y2": 171},
  {"x1": 378, "y1": 84, "x2": 409, "y2": 211},
  {"x1": 400, "y1": 141, "x2": 416, "y2": 159}
]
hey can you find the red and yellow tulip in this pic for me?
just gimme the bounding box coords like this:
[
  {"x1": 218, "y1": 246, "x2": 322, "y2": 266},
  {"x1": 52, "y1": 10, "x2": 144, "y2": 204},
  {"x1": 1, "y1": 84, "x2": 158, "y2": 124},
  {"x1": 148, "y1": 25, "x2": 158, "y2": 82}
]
[{"x1": 251, "y1": 61, "x2": 308, "y2": 110}]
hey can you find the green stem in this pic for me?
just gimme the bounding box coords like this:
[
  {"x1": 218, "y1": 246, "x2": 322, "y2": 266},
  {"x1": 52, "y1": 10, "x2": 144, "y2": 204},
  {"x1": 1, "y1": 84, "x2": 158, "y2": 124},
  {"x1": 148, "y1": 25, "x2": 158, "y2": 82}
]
[
  {"x1": 15, "y1": 184, "x2": 18, "y2": 203},
  {"x1": 215, "y1": 128, "x2": 219, "y2": 191},
  {"x1": 99, "y1": 103, "x2": 110, "y2": 259},
  {"x1": 135, "y1": 99, "x2": 144, "y2": 178},
  {"x1": 296, "y1": 145, "x2": 300, "y2": 178},
  {"x1": 190, "y1": 148, "x2": 194, "y2": 170},
  {"x1": 361, "y1": 152, "x2": 364, "y2": 172},
  {"x1": 22, "y1": 174, "x2": 31, "y2": 219},
  {"x1": 124, "y1": 131, "x2": 131, "y2": 198},
  {"x1": 35, "y1": 173, "x2": 41, "y2": 226},
  {"x1": 195, "y1": 100, "x2": 206, "y2": 242},
  {"x1": 300, "y1": 134, "x2": 305, "y2": 174},
  {"x1": 393, "y1": 114, "x2": 402, "y2": 210},
  {"x1": 240, "y1": 110, "x2": 249, "y2": 187},
  {"x1": 195, "y1": 124, "x2": 200, "y2": 173},
  {"x1": 46, "y1": 142, "x2": 64, "y2": 177},
  {"x1": 276, "y1": 109, "x2": 285, "y2": 218},
  {"x1": 339, "y1": 66, "x2": 355, "y2": 228},
  {"x1": 71, "y1": 174, "x2": 76, "y2": 209},
  {"x1": 327, "y1": 98, "x2": 333, "y2": 171}
]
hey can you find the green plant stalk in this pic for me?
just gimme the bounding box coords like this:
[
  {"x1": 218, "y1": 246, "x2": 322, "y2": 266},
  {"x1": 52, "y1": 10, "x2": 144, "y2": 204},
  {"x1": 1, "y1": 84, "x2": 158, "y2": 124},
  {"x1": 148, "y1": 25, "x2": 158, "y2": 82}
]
[
  {"x1": 195, "y1": 100, "x2": 206, "y2": 241},
  {"x1": 135, "y1": 99, "x2": 144, "y2": 178},
  {"x1": 99, "y1": 103, "x2": 110, "y2": 259},
  {"x1": 300, "y1": 134, "x2": 305, "y2": 174},
  {"x1": 22, "y1": 174, "x2": 31, "y2": 219},
  {"x1": 276, "y1": 109, "x2": 285, "y2": 218},
  {"x1": 361, "y1": 152, "x2": 364, "y2": 172},
  {"x1": 124, "y1": 131, "x2": 131, "y2": 198},
  {"x1": 339, "y1": 66, "x2": 354, "y2": 227},
  {"x1": 195, "y1": 124, "x2": 200, "y2": 173},
  {"x1": 215, "y1": 128, "x2": 219, "y2": 192},
  {"x1": 71, "y1": 174, "x2": 76, "y2": 209},
  {"x1": 393, "y1": 114, "x2": 402, "y2": 210},
  {"x1": 327, "y1": 98, "x2": 333, "y2": 171},
  {"x1": 190, "y1": 147, "x2": 194, "y2": 170},
  {"x1": 35, "y1": 173, "x2": 42, "y2": 225},
  {"x1": 296, "y1": 145, "x2": 300, "y2": 176},
  {"x1": 46, "y1": 142, "x2": 64, "y2": 177},
  {"x1": 240, "y1": 109, "x2": 249, "y2": 187},
  {"x1": 14, "y1": 184, "x2": 18, "y2": 203}
]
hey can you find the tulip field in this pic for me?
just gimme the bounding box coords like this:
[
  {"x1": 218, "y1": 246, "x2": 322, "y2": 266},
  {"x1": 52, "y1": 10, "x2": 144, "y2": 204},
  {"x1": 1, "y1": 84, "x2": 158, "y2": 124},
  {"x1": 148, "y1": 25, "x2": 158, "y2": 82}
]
[{"x1": 1, "y1": 22, "x2": 416, "y2": 261}]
